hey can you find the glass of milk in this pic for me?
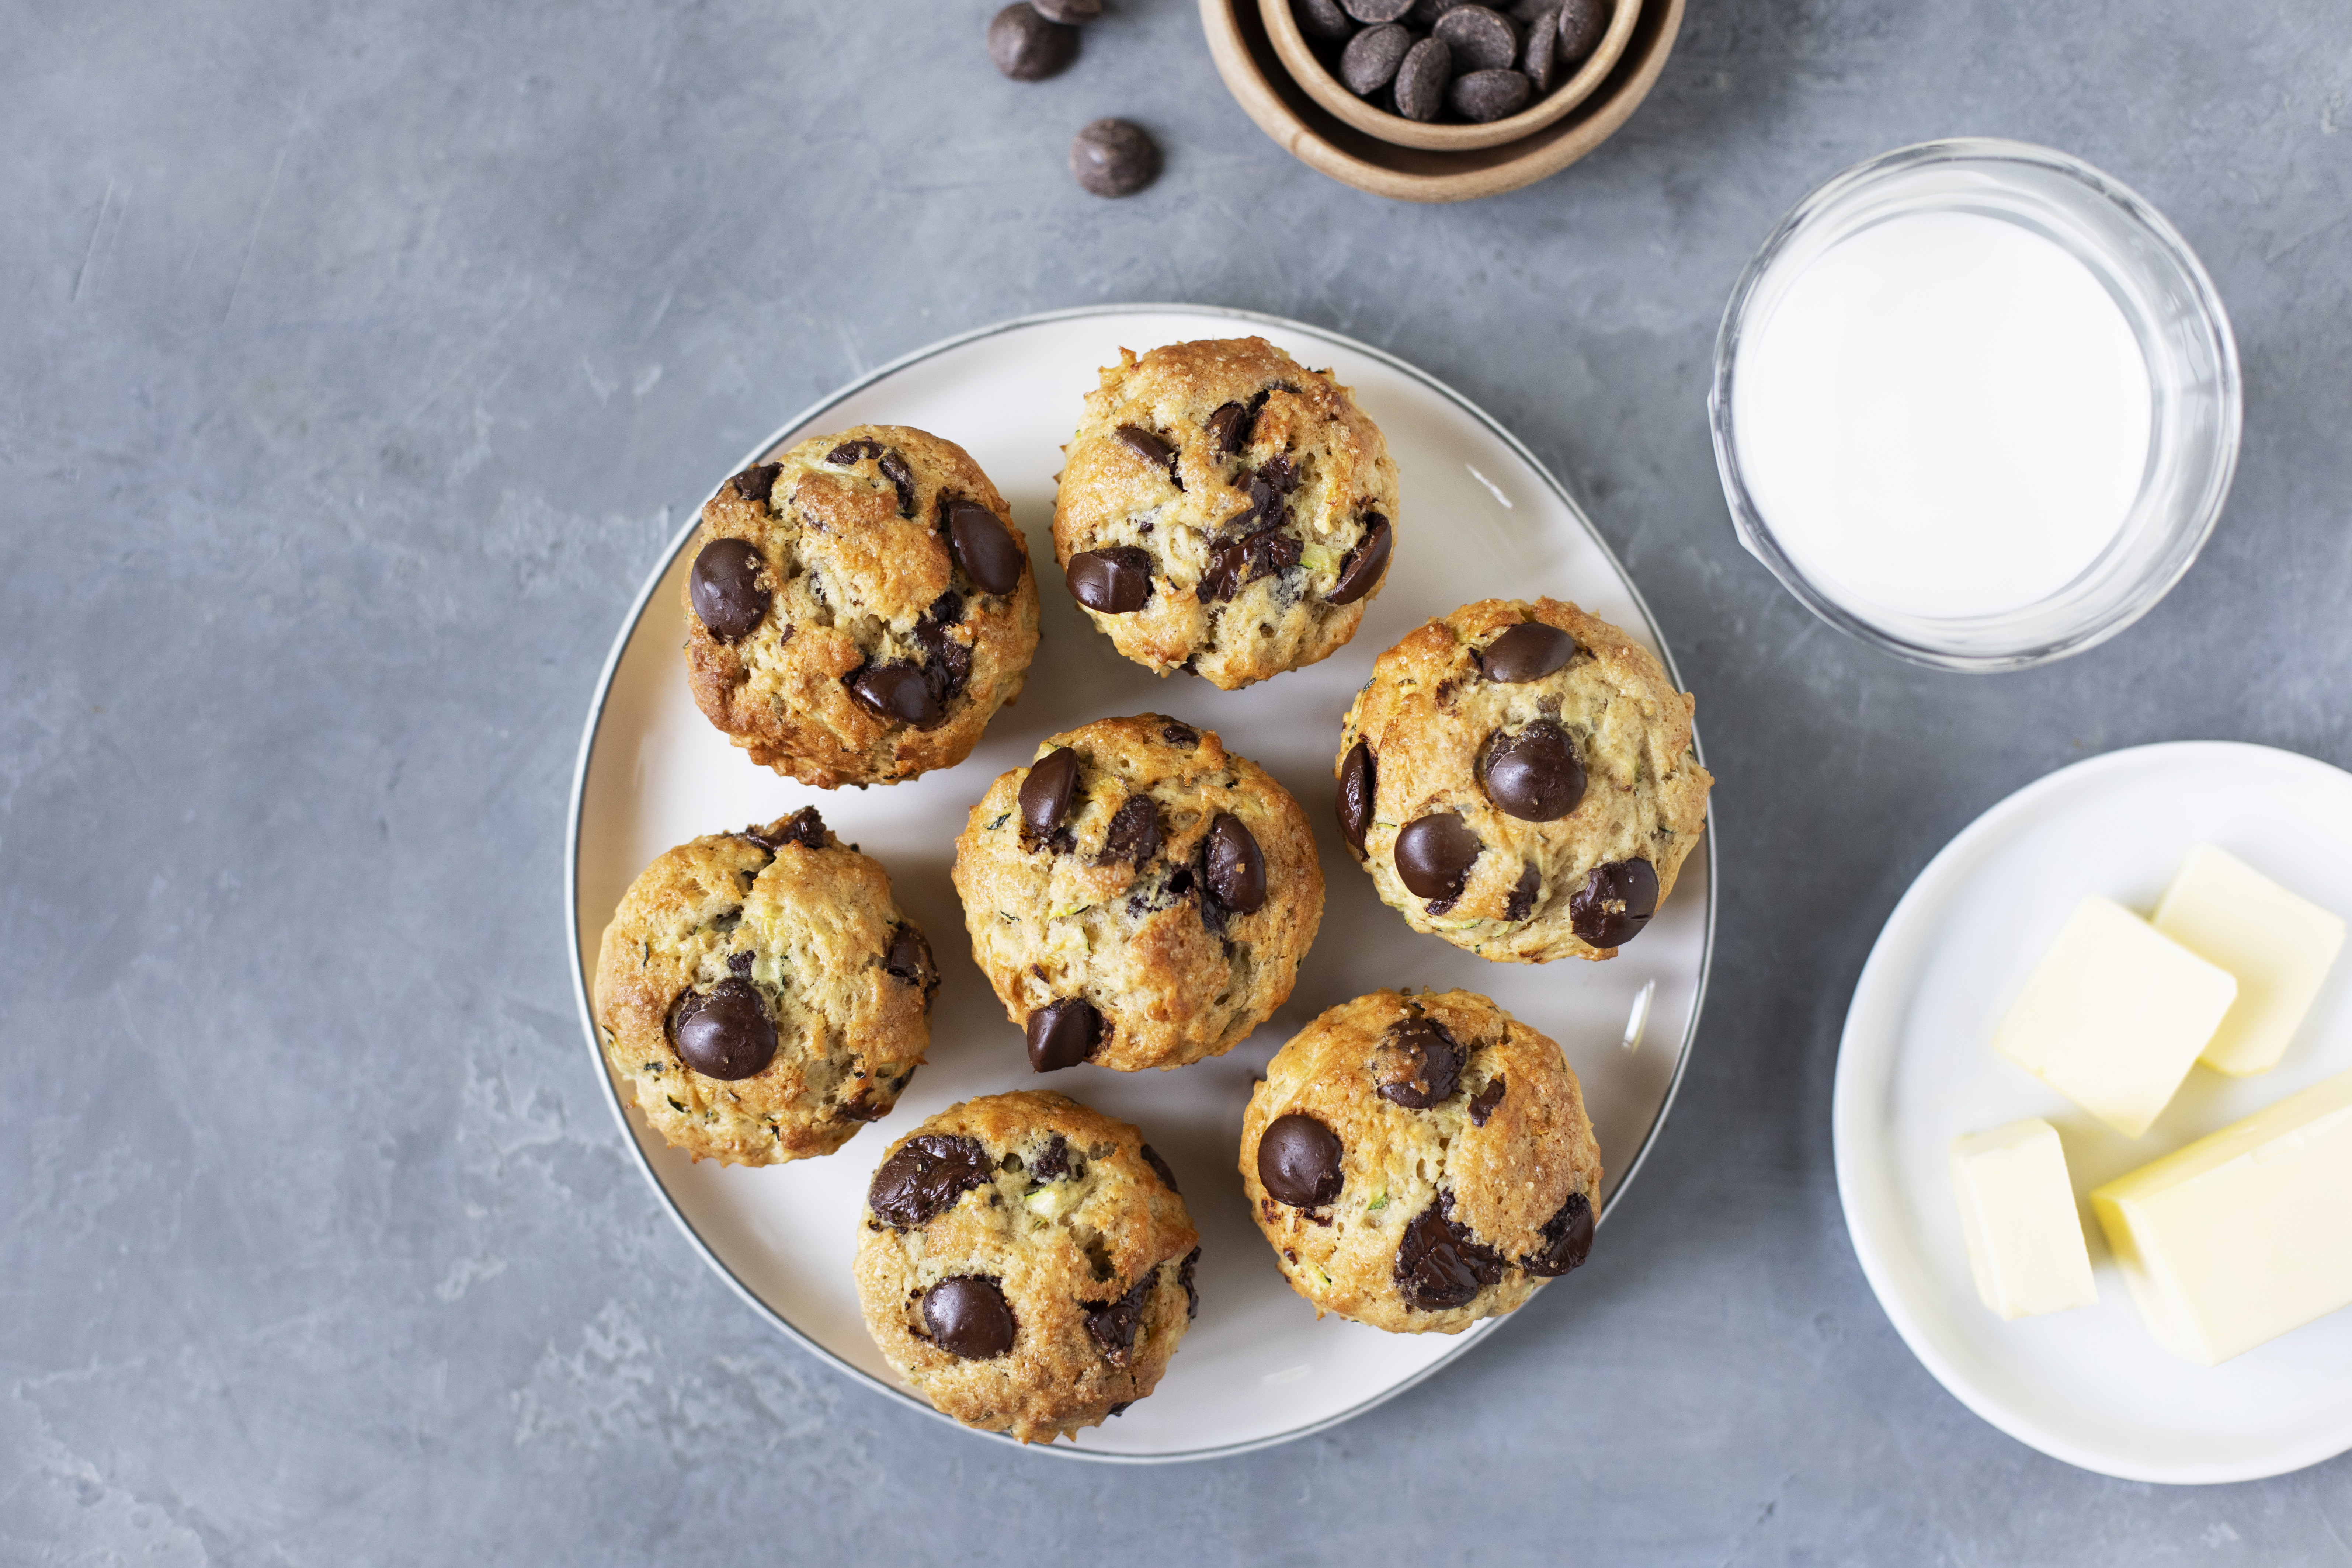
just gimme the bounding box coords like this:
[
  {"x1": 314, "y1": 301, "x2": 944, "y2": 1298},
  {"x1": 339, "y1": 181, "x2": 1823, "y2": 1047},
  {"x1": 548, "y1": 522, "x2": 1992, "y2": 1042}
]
[{"x1": 1710, "y1": 139, "x2": 2240, "y2": 670}]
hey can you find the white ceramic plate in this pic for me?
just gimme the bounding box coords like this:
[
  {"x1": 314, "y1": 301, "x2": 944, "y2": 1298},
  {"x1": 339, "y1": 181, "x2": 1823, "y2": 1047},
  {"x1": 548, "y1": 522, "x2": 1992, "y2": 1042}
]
[
  {"x1": 566, "y1": 305, "x2": 1715, "y2": 1462},
  {"x1": 1834, "y1": 741, "x2": 2352, "y2": 1484}
]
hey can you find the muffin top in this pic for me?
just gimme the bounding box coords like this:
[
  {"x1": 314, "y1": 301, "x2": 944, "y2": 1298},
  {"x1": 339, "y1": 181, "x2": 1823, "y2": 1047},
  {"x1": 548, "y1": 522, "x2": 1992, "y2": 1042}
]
[
  {"x1": 952, "y1": 714, "x2": 1326, "y2": 1072},
  {"x1": 683, "y1": 424, "x2": 1041, "y2": 788},
  {"x1": 1051, "y1": 338, "x2": 1399, "y2": 690},
  {"x1": 593, "y1": 807, "x2": 938, "y2": 1166},
  {"x1": 1238, "y1": 988, "x2": 1602, "y2": 1335},
  {"x1": 1336, "y1": 597, "x2": 1712, "y2": 963},
  {"x1": 852, "y1": 1091, "x2": 1199, "y2": 1444}
]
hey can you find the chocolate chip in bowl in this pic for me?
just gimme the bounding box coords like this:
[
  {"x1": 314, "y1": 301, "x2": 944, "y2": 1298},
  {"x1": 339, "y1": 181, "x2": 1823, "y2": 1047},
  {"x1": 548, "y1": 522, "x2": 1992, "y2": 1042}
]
[{"x1": 1251, "y1": 0, "x2": 1645, "y2": 154}]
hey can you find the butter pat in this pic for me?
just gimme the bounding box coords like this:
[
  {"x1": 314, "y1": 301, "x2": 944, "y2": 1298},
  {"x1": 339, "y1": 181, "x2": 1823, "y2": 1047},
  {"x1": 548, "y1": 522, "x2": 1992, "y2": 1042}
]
[
  {"x1": 2151, "y1": 845, "x2": 2345, "y2": 1077},
  {"x1": 2092, "y1": 1068, "x2": 2352, "y2": 1364},
  {"x1": 1949, "y1": 1120, "x2": 2098, "y2": 1319},
  {"x1": 1994, "y1": 896, "x2": 2237, "y2": 1137}
]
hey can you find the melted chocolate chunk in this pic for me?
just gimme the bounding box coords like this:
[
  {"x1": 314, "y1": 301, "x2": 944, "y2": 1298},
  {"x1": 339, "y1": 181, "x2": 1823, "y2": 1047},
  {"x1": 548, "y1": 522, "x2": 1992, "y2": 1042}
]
[
  {"x1": 729, "y1": 462, "x2": 782, "y2": 504},
  {"x1": 1481, "y1": 721, "x2": 1586, "y2": 821},
  {"x1": 1394, "y1": 1196, "x2": 1507, "y2": 1311},
  {"x1": 689, "y1": 538, "x2": 769, "y2": 642},
  {"x1": 1066, "y1": 546, "x2": 1153, "y2": 613},
  {"x1": 1084, "y1": 1272, "x2": 1157, "y2": 1367},
  {"x1": 1376, "y1": 1016, "x2": 1465, "y2": 1109},
  {"x1": 1394, "y1": 813, "x2": 1481, "y2": 903},
  {"x1": 910, "y1": 619, "x2": 971, "y2": 704},
  {"x1": 1199, "y1": 524, "x2": 1301, "y2": 603},
  {"x1": 923, "y1": 1276, "x2": 1016, "y2": 1359},
  {"x1": 1524, "y1": 1190, "x2": 1594, "y2": 1276},
  {"x1": 1115, "y1": 424, "x2": 1179, "y2": 482},
  {"x1": 1468, "y1": 1076, "x2": 1507, "y2": 1126},
  {"x1": 1018, "y1": 747, "x2": 1080, "y2": 842},
  {"x1": 839, "y1": 1087, "x2": 890, "y2": 1122},
  {"x1": 1504, "y1": 861, "x2": 1541, "y2": 923},
  {"x1": 1140, "y1": 1143, "x2": 1179, "y2": 1193},
  {"x1": 741, "y1": 806, "x2": 826, "y2": 853},
  {"x1": 825, "y1": 438, "x2": 884, "y2": 466},
  {"x1": 1570, "y1": 858, "x2": 1660, "y2": 948},
  {"x1": 1479, "y1": 621, "x2": 1578, "y2": 683},
  {"x1": 1335, "y1": 741, "x2": 1375, "y2": 859},
  {"x1": 1206, "y1": 400, "x2": 1253, "y2": 458},
  {"x1": 1326, "y1": 514, "x2": 1392, "y2": 605},
  {"x1": 1031, "y1": 1133, "x2": 1071, "y2": 1182},
  {"x1": 846, "y1": 662, "x2": 945, "y2": 729},
  {"x1": 1026, "y1": 998, "x2": 1103, "y2": 1072},
  {"x1": 1100, "y1": 796, "x2": 1162, "y2": 863},
  {"x1": 876, "y1": 449, "x2": 917, "y2": 516},
  {"x1": 925, "y1": 588, "x2": 965, "y2": 626},
  {"x1": 1202, "y1": 813, "x2": 1266, "y2": 915},
  {"x1": 885, "y1": 924, "x2": 938, "y2": 998},
  {"x1": 726, "y1": 950, "x2": 754, "y2": 978},
  {"x1": 868, "y1": 1134, "x2": 994, "y2": 1228},
  {"x1": 669, "y1": 977, "x2": 777, "y2": 1081},
  {"x1": 946, "y1": 500, "x2": 1025, "y2": 595},
  {"x1": 1179, "y1": 1245, "x2": 1201, "y2": 1319},
  {"x1": 1160, "y1": 720, "x2": 1198, "y2": 748},
  {"x1": 1257, "y1": 1112, "x2": 1345, "y2": 1207}
]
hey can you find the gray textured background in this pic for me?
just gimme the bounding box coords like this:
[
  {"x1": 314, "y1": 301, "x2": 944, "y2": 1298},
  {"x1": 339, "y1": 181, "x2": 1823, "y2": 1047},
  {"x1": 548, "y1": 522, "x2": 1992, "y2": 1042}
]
[{"x1": 7, "y1": 0, "x2": 2351, "y2": 1561}]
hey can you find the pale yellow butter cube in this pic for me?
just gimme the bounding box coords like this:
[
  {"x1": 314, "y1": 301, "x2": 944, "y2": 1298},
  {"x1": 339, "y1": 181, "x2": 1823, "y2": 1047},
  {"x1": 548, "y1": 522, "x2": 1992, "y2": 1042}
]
[
  {"x1": 1949, "y1": 1120, "x2": 2098, "y2": 1319},
  {"x1": 1994, "y1": 896, "x2": 2237, "y2": 1137},
  {"x1": 2152, "y1": 845, "x2": 2346, "y2": 1077},
  {"x1": 2092, "y1": 1068, "x2": 2352, "y2": 1365}
]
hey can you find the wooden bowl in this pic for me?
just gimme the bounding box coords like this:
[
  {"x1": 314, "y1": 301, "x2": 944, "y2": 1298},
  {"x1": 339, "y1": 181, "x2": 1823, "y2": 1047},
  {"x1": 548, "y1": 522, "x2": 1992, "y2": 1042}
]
[
  {"x1": 1263, "y1": 0, "x2": 1643, "y2": 153},
  {"x1": 1200, "y1": 0, "x2": 1683, "y2": 202}
]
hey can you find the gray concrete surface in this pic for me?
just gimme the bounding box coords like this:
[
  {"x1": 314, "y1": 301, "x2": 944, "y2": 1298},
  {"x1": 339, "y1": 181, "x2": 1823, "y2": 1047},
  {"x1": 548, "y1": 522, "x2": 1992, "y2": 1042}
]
[{"x1": 7, "y1": 0, "x2": 2351, "y2": 1561}]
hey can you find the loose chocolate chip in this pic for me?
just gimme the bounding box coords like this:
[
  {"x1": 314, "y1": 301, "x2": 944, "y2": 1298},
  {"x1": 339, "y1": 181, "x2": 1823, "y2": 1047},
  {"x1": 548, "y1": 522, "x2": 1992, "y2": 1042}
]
[
  {"x1": 1258, "y1": 1112, "x2": 1345, "y2": 1207},
  {"x1": 1031, "y1": 1134, "x2": 1071, "y2": 1182},
  {"x1": 847, "y1": 662, "x2": 946, "y2": 729},
  {"x1": 1480, "y1": 720, "x2": 1587, "y2": 821},
  {"x1": 670, "y1": 977, "x2": 777, "y2": 1081},
  {"x1": 1556, "y1": 0, "x2": 1605, "y2": 62},
  {"x1": 1203, "y1": 813, "x2": 1267, "y2": 914},
  {"x1": 1336, "y1": 741, "x2": 1376, "y2": 859},
  {"x1": 1524, "y1": 1190, "x2": 1594, "y2": 1276},
  {"x1": 1395, "y1": 1196, "x2": 1507, "y2": 1310},
  {"x1": 689, "y1": 538, "x2": 769, "y2": 642},
  {"x1": 1083, "y1": 1273, "x2": 1157, "y2": 1366},
  {"x1": 1449, "y1": 66, "x2": 1533, "y2": 121},
  {"x1": 875, "y1": 450, "x2": 917, "y2": 516},
  {"x1": 1140, "y1": 1143, "x2": 1180, "y2": 1193},
  {"x1": 1479, "y1": 620, "x2": 1577, "y2": 682},
  {"x1": 1469, "y1": 1076, "x2": 1507, "y2": 1126},
  {"x1": 1206, "y1": 400, "x2": 1253, "y2": 458},
  {"x1": 1432, "y1": 5, "x2": 1518, "y2": 69},
  {"x1": 1376, "y1": 1016, "x2": 1465, "y2": 1109},
  {"x1": 727, "y1": 950, "x2": 754, "y2": 978},
  {"x1": 869, "y1": 1133, "x2": 994, "y2": 1228},
  {"x1": 1505, "y1": 860, "x2": 1541, "y2": 922},
  {"x1": 1393, "y1": 36, "x2": 1454, "y2": 120},
  {"x1": 1026, "y1": 999, "x2": 1103, "y2": 1072},
  {"x1": 1297, "y1": 0, "x2": 1356, "y2": 37},
  {"x1": 1326, "y1": 514, "x2": 1392, "y2": 605},
  {"x1": 1160, "y1": 720, "x2": 1198, "y2": 748},
  {"x1": 1340, "y1": 0, "x2": 1413, "y2": 19},
  {"x1": 1179, "y1": 1245, "x2": 1201, "y2": 1318},
  {"x1": 989, "y1": 2, "x2": 1077, "y2": 80},
  {"x1": 1521, "y1": 6, "x2": 1560, "y2": 90},
  {"x1": 1032, "y1": 0, "x2": 1100, "y2": 19},
  {"x1": 946, "y1": 501, "x2": 1024, "y2": 594},
  {"x1": 1341, "y1": 22, "x2": 1412, "y2": 94},
  {"x1": 1100, "y1": 796, "x2": 1162, "y2": 863},
  {"x1": 1019, "y1": 747, "x2": 1081, "y2": 839},
  {"x1": 1115, "y1": 424, "x2": 1179, "y2": 481},
  {"x1": 826, "y1": 438, "x2": 884, "y2": 465},
  {"x1": 1070, "y1": 118, "x2": 1158, "y2": 198},
  {"x1": 1407, "y1": 0, "x2": 1474, "y2": 22},
  {"x1": 885, "y1": 924, "x2": 938, "y2": 997},
  {"x1": 1570, "y1": 858, "x2": 1659, "y2": 948},
  {"x1": 1066, "y1": 546, "x2": 1153, "y2": 612},
  {"x1": 1394, "y1": 813, "x2": 1481, "y2": 902},
  {"x1": 924, "y1": 1276, "x2": 1017, "y2": 1359},
  {"x1": 729, "y1": 462, "x2": 782, "y2": 504}
]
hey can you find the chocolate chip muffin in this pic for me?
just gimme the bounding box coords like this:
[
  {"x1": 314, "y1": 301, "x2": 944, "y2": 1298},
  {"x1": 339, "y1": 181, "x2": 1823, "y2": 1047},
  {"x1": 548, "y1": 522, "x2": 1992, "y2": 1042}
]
[
  {"x1": 1238, "y1": 988, "x2": 1601, "y2": 1334},
  {"x1": 1335, "y1": 598, "x2": 1712, "y2": 963},
  {"x1": 854, "y1": 1091, "x2": 1200, "y2": 1444},
  {"x1": 683, "y1": 425, "x2": 1042, "y2": 788},
  {"x1": 952, "y1": 714, "x2": 1325, "y2": 1073},
  {"x1": 593, "y1": 808, "x2": 938, "y2": 1165},
  {"x1": 1050, "y1": 338, "x2": 1399, "y2": 690}
]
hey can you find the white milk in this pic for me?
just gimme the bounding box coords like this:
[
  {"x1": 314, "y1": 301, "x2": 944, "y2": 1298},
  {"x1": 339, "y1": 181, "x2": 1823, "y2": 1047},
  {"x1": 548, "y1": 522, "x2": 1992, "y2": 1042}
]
[{"x1": 1732, "y1": 210, "x2": 2151, "y2": 621}]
